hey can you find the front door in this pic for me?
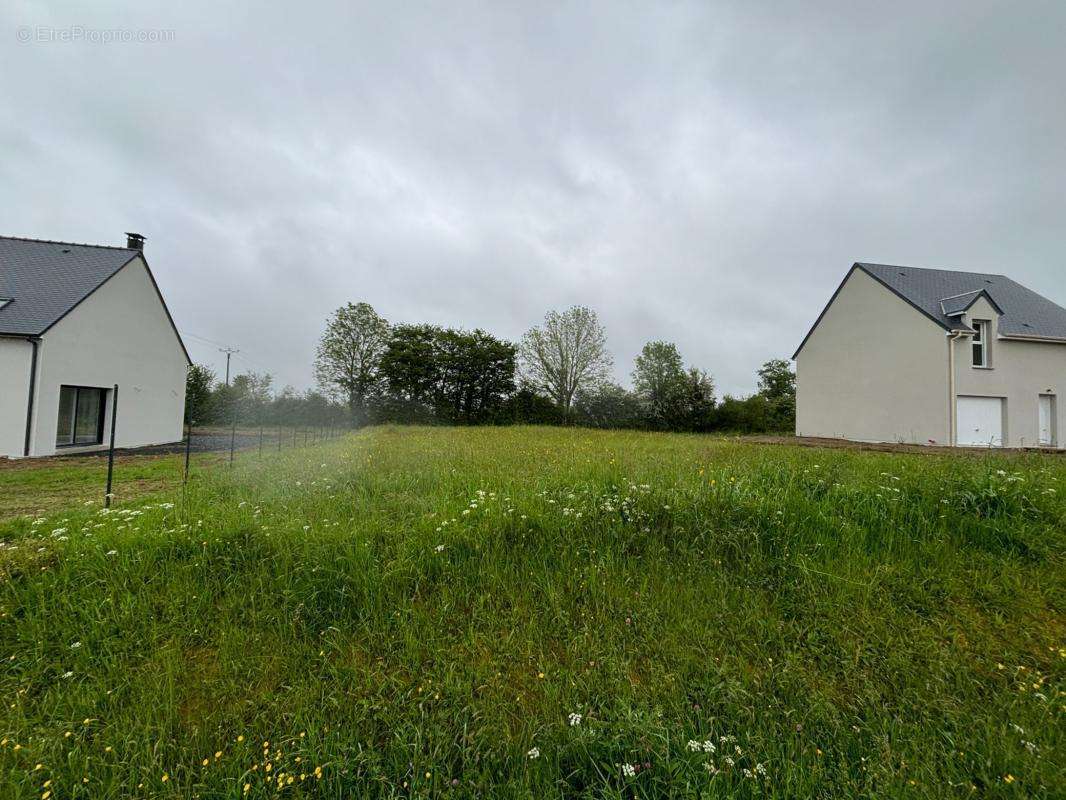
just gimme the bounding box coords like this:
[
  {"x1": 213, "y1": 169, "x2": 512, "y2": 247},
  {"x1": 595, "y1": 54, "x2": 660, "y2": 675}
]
[{"x1": 1039, "y1": 395, "x2": 1054, "y2": 446}]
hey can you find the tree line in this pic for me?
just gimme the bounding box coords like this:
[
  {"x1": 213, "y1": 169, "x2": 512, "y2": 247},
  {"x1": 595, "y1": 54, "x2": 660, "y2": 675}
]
[
  {"x1": 183, "y1": 368, "x2": 346, "y2": 429},
  {"x1": 185, "y1": 302, "x2": 795, "y2": 433}
]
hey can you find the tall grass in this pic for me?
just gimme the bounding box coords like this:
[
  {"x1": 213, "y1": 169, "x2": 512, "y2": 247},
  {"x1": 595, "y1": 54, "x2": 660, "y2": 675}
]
[{"x1": 0, "y1": 426, "x2": 1062, "y2": 798}]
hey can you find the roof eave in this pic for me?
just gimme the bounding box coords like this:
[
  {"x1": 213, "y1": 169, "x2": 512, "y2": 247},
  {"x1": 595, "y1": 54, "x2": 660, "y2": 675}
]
[{"x1": 999, "y1": 333, "x2": 1066, "y2": 345}]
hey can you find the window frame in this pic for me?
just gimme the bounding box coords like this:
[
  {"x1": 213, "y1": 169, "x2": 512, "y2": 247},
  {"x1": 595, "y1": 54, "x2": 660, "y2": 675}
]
[
  {"x1": 55, "y1": 385, "x2": 108, "y2": 448},
  {"x1": 971, "y1": 320, "x2": 990, "y2": 368}
]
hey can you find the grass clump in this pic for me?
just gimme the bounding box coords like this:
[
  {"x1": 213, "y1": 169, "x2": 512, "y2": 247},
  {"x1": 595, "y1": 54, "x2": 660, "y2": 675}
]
[{"x1": 0, "y1": 425, "x2": 1062, "y2": 798}]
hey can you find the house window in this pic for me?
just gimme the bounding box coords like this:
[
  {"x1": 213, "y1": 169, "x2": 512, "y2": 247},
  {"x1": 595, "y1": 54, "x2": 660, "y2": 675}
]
[
  {"x1": 56, "y1": 386, "x2": 107, "y2": 446},
  {"x1": 972, "y1": 321, "x2": 990, "y2": 367}
]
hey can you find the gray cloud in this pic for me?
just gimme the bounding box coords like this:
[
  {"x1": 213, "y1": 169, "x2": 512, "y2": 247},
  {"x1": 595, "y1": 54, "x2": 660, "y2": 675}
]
[{"x1": 3, "y1": 1, "x2": 1064, "y2": 395}]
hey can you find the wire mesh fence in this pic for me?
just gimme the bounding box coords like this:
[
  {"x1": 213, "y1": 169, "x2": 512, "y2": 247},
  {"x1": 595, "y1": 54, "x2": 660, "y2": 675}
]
[{"x1": 91, "y1": 408, "x2": 354, "y2": 509}]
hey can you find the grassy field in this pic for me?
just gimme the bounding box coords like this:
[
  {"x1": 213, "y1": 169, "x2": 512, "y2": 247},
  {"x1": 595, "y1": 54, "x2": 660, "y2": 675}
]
[
  {"x1": 0, "y1": 453, "x2": 202, "y2": 521},
  {"x1": 0, "y1": 426, "x2": 1062, "y2": 798}
]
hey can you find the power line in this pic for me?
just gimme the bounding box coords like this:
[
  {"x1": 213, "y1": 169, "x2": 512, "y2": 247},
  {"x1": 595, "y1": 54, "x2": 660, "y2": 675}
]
[
  {"x1": 181, "y1": 330, "x2": 233, "y2": 349},
  {"x1": 181, "y1": 329, "x2": 309, "y2": 392}
]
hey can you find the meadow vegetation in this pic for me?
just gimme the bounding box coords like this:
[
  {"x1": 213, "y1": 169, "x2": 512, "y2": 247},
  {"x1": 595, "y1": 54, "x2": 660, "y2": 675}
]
[{"x1": 0, "y1": 426, "x2": 1062, "y2": 798}]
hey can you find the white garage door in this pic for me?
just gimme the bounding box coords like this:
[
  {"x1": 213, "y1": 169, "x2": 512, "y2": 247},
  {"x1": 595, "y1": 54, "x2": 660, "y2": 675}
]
[{"x1": 957, "y1": 396, "x2": 1004, "y2": 447}]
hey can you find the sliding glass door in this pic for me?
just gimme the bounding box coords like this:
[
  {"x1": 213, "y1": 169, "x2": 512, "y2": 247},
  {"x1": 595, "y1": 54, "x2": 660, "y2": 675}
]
[{"x1": 56, "y1": 386, "x2": 107, "y2": 446}]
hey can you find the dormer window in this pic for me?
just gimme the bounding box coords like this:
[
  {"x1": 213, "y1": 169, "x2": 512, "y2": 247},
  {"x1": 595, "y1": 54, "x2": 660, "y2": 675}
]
[{"x1": 972, "y1": 320, "x2": 990, "y2": 367}]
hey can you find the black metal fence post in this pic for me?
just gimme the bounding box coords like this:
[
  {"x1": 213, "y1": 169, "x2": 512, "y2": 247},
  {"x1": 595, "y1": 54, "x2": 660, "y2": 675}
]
[
  {"x1": 259, "y1": 420, "x2": 264, "y2": 457},
  {"x1": 229, "y1": 406, "x2": 237, "y2": 465},
  {"x1": 104, "y1": 384, "x2": 119, "y2": 508},
  {"x1": 277, "y1": 425, "x2": 282, "y2": 452},
  {"x1": 183, "y1": 421, "x2": 192, "y2": 485}
]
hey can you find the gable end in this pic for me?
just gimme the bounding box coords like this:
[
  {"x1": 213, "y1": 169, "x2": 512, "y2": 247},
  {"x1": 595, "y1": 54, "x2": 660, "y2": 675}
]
[
  {"x1": 40, "y1": 255, "x2": 191, "y2": 366},
  {"x1": 793, "y1": 263, "x2": 953, "y2": 359}
]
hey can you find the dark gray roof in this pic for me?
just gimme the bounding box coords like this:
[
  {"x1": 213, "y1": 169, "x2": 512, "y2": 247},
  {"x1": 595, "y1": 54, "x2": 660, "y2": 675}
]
[
  {"x1": 940, "y1": 290, "x2": 986, "y2": 316},
  {"x1": 0, "y1": 236, "x2": 138, "y2": 336},
  {"x1": 795, "y1": 262, "x2": 1066, "y2": 358},
  {"x1": 858, "y1": 263, "x2": 1065, "y2": 340},
  {"x1": 0, "y1": 236, "x2": 190, "y2": 363}
]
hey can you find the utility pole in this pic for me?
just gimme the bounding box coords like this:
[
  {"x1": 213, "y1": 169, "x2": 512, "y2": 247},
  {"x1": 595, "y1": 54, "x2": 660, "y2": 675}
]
[{"x1": 218, "y1": 347, "x2": 239, "y2": 386}]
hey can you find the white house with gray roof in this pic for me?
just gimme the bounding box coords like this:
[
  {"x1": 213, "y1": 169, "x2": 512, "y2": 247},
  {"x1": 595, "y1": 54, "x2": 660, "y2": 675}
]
[
  {"x1": 0, "y1": 234, "x2": 189, "y2": 458},
  {"x1": 794, "y1": 263, "x2": 1065, "y2": 448}
]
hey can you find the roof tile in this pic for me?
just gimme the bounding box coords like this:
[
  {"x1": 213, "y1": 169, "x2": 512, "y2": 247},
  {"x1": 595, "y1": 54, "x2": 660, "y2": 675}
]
[{"x1": 0, "y1": 236, "x2": 139, "y2": 336}]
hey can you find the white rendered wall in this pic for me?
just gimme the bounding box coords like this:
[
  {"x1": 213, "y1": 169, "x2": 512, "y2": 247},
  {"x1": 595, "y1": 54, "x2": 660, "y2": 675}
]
[
  {"x1": 29, "y1": 257, "x2": 187, "y2": 456},
  {"x1": 796, "y1": 268, "x2": 950, "y2": 445},
  {"x1": 0, "y1": 338, "x2": 32, "y2": 457},
  {"x1": 953, "y1": 296, "x2": 1066, "y2": 448}
]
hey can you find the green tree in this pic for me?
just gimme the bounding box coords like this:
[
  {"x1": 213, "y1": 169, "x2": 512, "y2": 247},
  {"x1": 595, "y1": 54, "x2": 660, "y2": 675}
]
[
  {"x1": 269, "y1": 385, "x2": 302, "y2": 426},
  {"x1": 575, "y1": 383, "x2": 643, "y2": 429},
  {"x1": 757, "y1": 358, "x2": 796, "y2": 402},
  {"x1": 314, "y1": 302, "x2": 390, "y2": 425},
  {"x1": 433, "y1": 328, "x2": 516, "y2": 423},
  {"x1": 233, "y1": 372, "x2": 274, "y2": 422},
  {"x1": 499, "y1": 385, "x2": 565, "y2": 425},
  {"x1": 378, "y1": 325, "x2": 516, "y2": 424},
  {"x1": 756, "y1": 358, "x2": 796, "y2": 431},
  {"x1": 183, "y1": 364, "x2": 216, "y2": 426},
  {"x1": 378, "y1": 324, "x2": 440, "y2": 419},
  {"x1": 519, "y1": 306, "x2": 612, "y2": 417},
  {"x1": 632, "y1": 341, "x2": 687, "y2": 429},
  {"x1": 713, "y1": 394, "x2": 772, "y2": 433},
  {"x1": 678, "y1": 367, "x2": 717, "y2": 431}
]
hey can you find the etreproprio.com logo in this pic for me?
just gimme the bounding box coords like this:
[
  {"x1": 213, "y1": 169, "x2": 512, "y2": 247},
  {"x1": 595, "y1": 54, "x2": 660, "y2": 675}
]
[{"x1": 16, "y1": 25, "x2": 176, "y2": 44}]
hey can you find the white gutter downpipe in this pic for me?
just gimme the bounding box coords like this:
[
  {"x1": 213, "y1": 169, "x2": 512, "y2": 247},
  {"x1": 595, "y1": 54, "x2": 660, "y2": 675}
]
[{"x1": 947, "y1": 330, "x2": 968, "y2": 446}]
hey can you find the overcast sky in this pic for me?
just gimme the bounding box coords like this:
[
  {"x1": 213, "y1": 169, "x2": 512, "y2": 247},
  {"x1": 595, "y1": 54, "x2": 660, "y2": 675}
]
[{"x1": 3, "y1": 2, "x2": 1064, "y2": 395}]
